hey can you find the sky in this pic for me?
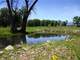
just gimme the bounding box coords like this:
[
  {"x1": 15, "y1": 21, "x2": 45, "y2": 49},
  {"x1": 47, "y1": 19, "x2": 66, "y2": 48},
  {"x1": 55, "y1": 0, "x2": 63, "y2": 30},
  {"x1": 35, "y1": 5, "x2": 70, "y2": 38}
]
[
  {"x1": 0, "y1": 0, "x2": 80, "y2": 22},
  {"x1": 29, "y1": 0, "x2": 80, "y2": 22}
]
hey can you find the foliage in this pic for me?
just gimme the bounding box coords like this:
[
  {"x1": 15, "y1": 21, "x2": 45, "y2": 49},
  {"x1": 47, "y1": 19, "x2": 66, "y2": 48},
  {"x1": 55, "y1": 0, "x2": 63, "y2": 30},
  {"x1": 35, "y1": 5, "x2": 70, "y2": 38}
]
[
  {"x1": 28, "y1": 19, "x2": 40, "y2": 26},
  {"x1": 73, "y1": 16, "x2": 80, "y2": 27},
  {"x1": 0, "y1": 8, "x2": 10, "y2": 27},
  {"x1": 27, "y1": 19, "x2": 67, "y2": 27},
  {"x1": 0, "y1": 7, "x2": 68, "y2": 27}
]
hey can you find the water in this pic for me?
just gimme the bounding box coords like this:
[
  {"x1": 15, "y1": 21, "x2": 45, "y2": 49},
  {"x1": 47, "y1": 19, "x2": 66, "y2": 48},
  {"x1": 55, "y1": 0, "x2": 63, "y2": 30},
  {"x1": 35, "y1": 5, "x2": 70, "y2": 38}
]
[
  {"x1": 0, "y1": 34, "x2": 69, "y2": 49},
  {"x1": 26, "y1": 34, "x2": 69, "y2": 44}
]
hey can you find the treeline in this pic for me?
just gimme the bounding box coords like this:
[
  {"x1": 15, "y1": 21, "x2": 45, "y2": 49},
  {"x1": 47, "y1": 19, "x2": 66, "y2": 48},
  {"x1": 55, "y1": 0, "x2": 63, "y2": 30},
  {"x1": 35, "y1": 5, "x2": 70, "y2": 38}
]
[
  {"x1": 0, "y1": 8, "x2": 67, "y2": 27},
  {"x1": 27, "y1": 19, "x2": 67, "y2": 26},
  {"x1": 0, "y1": 7, "x2": 80, "y2": 27},
  {"x1": 0, "y1": 7, "x2": 69, "y2": 27},
  {"x1": 0, "y1": 18, "x2": 67, "y2": 27}
]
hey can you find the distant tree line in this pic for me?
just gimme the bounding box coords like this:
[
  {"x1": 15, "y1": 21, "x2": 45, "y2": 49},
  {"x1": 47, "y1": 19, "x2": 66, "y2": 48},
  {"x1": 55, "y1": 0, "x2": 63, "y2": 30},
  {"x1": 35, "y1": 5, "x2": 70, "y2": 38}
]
[
  {"x1": 0, "y1": 7, "x2": 80, "y2": 27},
  {"x1": 0, "y1": 8, "x2": 67, "y2": 27},
  {"x1": 27, "y1": 19, "x2": 67, "y2": 26}
]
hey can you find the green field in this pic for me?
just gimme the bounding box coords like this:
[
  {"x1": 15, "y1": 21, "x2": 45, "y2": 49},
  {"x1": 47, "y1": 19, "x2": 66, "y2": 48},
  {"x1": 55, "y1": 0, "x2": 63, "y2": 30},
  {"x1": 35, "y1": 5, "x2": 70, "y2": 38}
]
[{"x1": 0, "y1": 26, "x2": 80, "y2": 36}]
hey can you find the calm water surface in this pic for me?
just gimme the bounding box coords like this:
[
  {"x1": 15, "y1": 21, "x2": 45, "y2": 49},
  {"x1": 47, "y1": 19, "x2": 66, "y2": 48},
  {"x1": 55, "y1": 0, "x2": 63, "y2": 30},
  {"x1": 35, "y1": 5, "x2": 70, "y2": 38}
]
[
  {"x1": 26, "y1": 34, "x2": 69, "y2": 44},
  {"x1": 0, "y1": 34, "x2": 69, "y2": 49}
]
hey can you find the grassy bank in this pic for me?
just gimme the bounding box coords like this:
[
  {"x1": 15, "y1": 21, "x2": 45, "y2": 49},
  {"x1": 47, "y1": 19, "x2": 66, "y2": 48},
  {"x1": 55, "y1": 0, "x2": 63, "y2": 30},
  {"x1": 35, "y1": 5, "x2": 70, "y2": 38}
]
[
  {"x1": 0, "y1": 35, "x2": 80, "y2": 60},
  {"x1": 27, "y1": 26, "x2": 80, "y2": 33},
  {"x1": 26, "y1": 26, "x2": 80, "y2": 35},
  {"x1": 0, "y1": 26, "x2": 80, "y2": 36},
  {"x1": 0, "y1": 27, "x2": 24, "y2": 37},
  {"x1": 0, "y1": 27, "x2": 12, "y2": 36}
]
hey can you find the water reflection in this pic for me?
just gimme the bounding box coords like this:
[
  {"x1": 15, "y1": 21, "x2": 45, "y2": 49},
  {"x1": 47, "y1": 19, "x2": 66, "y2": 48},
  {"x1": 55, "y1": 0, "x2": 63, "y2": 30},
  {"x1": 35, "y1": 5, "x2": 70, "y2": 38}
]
[
  {"x1": 0, "y1": 35, "x2": 27, "y2": 50},
  {"x1": 28, "y1": 34, "x2": 63, "y2": 38},
  {"x1": 0, "y1": 34, "x2": 69, "y2": 50},
  {"x1": 26, "y1": 34, "x2": 68, "y2": 44}
]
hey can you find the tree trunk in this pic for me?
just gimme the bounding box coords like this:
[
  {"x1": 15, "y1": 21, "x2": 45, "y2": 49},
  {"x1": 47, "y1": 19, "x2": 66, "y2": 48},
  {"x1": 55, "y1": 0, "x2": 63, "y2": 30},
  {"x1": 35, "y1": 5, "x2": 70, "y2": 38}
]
[
  {"x1": 21, "y1": 0, "x2": 38, "y2": 33},
  {"x1": 6, "y1": 0, "x2": 38, "y2": 33},
  {"x1": 21, "y1": 14, "x2": 28, "y2": 33},
  {"x1": 6, "y1": 0, "x2": 17, "y2": 33}
]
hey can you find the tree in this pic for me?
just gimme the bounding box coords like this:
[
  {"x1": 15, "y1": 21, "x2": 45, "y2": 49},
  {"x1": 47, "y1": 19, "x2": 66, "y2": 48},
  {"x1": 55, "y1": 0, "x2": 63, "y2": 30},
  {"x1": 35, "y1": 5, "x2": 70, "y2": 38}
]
[
  {"x1": 0, "y1": 8, "x2": 10, "y2": 27},
  {"x1": 5, "y1": 0, "x2": 38, "y2": 33},
  {"x1": 27, "y1": 19, "x2": 40, "y2": 26},
  {"x1": 73, "y1": 16, "x2": 80, "y2": 27},
  {"x1": 62, "y1": 20, "x2": 68, "y2": 26}
]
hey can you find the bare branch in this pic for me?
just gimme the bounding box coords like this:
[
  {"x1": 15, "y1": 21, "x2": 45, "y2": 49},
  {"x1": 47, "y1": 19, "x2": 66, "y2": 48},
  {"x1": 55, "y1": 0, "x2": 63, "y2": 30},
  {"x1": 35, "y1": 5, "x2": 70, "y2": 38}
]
[
  {"x1": 6, "y1": 0, "x2": 12, "y2": 15},
  {"x1": 28, "y1": 0, "x2": 38, "y2": 15},
  {"x1": 10, "y1": 0, "x2": 14, "y2": 8},
  {"x1": 32, "y1": 7, "x2": 37, "y2": 14},
  {"x1": 25, "y1": 0, "x2": 29, "y2": 11}
]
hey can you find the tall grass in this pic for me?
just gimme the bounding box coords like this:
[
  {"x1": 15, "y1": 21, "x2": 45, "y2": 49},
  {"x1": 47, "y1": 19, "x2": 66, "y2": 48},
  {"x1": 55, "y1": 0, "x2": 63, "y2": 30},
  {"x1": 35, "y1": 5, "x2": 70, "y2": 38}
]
[{"x1": 0, "y1": 27, "x2": 12, "y2": 36}]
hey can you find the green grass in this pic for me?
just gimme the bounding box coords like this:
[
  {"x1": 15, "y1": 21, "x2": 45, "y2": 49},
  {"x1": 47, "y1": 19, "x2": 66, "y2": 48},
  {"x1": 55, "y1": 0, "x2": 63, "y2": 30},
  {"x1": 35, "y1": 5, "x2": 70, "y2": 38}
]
[
  {"x1": 26, "y1": 26, "x2": 80, "y2": 32},
  {"x1": 21, "y1": 34, "x2": 79, "y2": 60},
  {"x1": 0, "y1": 27, "x2": 12, "y2": 36},
  {"x1": 26, "y1": 26, "x2": 80, "y2": 35},
  {"x1": 0, "y1": 26, "x2": 80, "y2": 60},
  {"x1": 25, "y1": 35, "x2": 80, "y2": 60},
  {"x1": 0, "y1": 26, "x2": 80, "y2": 36},
  {"x1": 0, "y1": 35, "x2": 80, "y2": 60}
]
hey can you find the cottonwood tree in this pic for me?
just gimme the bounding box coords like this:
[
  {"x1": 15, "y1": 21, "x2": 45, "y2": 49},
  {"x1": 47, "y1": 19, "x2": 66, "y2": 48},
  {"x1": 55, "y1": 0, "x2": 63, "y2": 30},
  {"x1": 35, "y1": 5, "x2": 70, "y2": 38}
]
[
  {"x1": 73, "y1": 16, "x2": 80, "y2": 27},
  {"x1": 5, "y1": 0, "x2": 38, "y2": 33}
]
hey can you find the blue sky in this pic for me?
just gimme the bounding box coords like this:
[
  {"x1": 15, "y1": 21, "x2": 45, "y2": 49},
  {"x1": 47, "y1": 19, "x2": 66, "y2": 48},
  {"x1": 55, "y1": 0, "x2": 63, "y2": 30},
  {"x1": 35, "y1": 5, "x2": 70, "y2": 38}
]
[
  {"x1": 29, "y1": 0, "x2": 80, "y2": 22},
  {"x1": 0, "y1": 0, "x2": 80, "y2": 22}
]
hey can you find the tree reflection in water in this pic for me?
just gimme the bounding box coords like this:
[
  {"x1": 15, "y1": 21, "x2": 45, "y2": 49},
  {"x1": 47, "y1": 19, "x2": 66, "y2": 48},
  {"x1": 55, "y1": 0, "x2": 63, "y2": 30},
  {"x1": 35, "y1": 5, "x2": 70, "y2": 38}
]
[{"x1": 0, "y1": 35, "x2": 27, "y2": 50}]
